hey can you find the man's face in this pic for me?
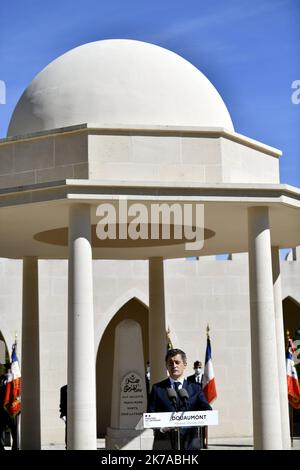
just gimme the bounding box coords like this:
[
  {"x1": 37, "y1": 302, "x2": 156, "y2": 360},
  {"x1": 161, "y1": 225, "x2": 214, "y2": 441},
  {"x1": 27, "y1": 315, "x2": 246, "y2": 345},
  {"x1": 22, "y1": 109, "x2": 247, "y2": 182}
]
[{"x1": 166, "y1": 354, "x2": 187, "y2": 380}]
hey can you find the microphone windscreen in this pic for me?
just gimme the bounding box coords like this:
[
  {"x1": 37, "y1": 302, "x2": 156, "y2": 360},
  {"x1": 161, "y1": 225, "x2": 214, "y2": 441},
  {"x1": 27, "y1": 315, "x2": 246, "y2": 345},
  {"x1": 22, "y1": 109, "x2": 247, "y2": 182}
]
[
  {"x1": 178, "y1": 388, "x2": 189, "y2": 400},
  {"x1": 167, "y1": 387, "x2": 177, "y2": 400}
]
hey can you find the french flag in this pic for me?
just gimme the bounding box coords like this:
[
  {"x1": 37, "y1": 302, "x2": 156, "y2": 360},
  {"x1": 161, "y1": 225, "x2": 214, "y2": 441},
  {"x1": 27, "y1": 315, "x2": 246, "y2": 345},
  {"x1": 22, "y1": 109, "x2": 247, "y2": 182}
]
[
  {"x1": 203, "y1": 332, "x2": 217, "y2": 404},
  {"x1": 286, "y1": 337, "x2": 300, "y2": 409},
  {"x1": 4, "y1": 341, "x2": 22, "y2": 417}
]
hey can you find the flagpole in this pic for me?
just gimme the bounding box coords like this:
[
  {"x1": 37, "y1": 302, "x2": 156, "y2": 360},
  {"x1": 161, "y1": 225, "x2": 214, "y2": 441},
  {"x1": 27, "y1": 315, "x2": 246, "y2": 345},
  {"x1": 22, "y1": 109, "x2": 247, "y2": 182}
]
[
  {"x1": 206, "y1": 324, "x2": 209, "y2": 450},
  {"x1": 286, "y1": 330, "x2": 293, "y2": 448},
  {"x1": 204, "y1": 324, "x2": 211, "y2": 450},
  {"x1": 15, "y1": 332, "x2": 20, "y2": 450},
  {"x1": 291, "y1": 405, "x2": 294, "y2": 448}
]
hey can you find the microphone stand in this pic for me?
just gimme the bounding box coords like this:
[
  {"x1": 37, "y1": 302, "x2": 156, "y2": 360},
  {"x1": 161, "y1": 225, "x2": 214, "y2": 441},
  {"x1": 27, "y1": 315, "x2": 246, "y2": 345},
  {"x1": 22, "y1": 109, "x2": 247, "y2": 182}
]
[
  {"x1": 167, "y1": 388, "x2": 181, "y2": 450},
  {"x1": 174, "y1": 396, "x2": 181, "y2": 451},
  {"x1": 173, "y1": 399, "x2": 181, "y2": 451},
  {"x1": 177, "y1": 426, "x2": 181, "y2": 451},
  {"x1": 177, "y1": 389, "x2": 190, "y2": 451}
]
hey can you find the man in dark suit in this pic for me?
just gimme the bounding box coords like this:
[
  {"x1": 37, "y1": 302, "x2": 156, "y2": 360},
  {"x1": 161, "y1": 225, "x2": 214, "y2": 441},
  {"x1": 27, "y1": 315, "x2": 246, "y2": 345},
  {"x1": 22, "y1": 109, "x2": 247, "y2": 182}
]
[
  {"x1": 187, "y1": 361, "x2": 203, "y2": 387},
  {"x1": 145, "y1": 361, "x2": 151, "y2": 400},
  {"x1": 59, "y1": 385, "x2": 67, "y2": 448},
  {"x1": 147, "y1": 349, "x2": 211, "y2": 450},
  {"x1": 0, "y1": 365, "x2": 7, "y2": 450}
]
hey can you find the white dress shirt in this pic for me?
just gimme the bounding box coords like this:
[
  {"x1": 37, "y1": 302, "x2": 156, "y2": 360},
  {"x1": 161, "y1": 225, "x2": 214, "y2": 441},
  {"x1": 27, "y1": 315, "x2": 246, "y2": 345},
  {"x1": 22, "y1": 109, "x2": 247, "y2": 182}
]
[{"x1": 169, "y1": 377, "x2": 185, "y2": 390}]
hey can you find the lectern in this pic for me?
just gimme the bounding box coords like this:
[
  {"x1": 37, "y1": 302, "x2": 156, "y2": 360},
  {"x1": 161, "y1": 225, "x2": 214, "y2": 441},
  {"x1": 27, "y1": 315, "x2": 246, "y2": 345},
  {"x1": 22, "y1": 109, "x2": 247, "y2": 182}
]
[{"x1": 143, "y1": 410, "x2": 218, "y2": 450}]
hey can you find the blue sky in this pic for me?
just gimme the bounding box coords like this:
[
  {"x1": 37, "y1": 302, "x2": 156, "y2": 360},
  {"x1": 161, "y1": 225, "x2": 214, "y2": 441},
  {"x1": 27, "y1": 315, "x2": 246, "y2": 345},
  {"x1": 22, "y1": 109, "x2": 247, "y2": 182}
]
[{"x1": 0, "y1": 0, "x2": 299, "y2": 186}]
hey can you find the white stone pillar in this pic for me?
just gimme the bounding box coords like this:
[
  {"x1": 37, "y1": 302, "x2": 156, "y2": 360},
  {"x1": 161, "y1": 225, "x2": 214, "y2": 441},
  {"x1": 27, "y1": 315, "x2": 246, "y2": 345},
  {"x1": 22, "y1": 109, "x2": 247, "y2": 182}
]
[
  {"x1": 21, "y1": 256, "x2": 41, "y2": 449},
  {"x1": 272, "y1": 246, "x2": 291, "y2": 449},
  {"x1": 148, "y1": 257, "x2": 167, "y2": 386},
  {"x1": 248, "y1": 207, "x2": 282, "y2": 449},
  {"x1": 68, "y1": 204, "x2": 97, "y2": 450}
]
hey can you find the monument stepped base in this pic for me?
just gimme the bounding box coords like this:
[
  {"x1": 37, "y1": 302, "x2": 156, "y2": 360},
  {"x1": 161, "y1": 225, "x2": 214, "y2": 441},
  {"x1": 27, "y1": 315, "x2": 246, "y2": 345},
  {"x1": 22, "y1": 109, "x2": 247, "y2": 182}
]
[{"x1": 105, "y1": 428, "x2": 154, "y2": 450}]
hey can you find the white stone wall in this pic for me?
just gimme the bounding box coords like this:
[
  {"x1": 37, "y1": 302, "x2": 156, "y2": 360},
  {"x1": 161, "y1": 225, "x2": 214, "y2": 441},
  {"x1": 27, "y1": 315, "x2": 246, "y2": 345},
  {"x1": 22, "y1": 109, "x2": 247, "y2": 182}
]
[
  {"x1": 0, "y1": 126, "x2": 280, "y2": 189},
  {"x1": 0, "y1": 133, "x2": 88, "y2": 190},
  {"x1": 164, "y1": 256, "x2": 252, "y2": 438},
  {"x1": 0, "y1": 259, "x2": 22, "y2": 351},
  {"x1": 220, "y1": 138, "x2": 280, "y2": 184},
  {"x1": 88, "y1": 134, "x2": 223, "y2": 184},
  {"x1": 88, "y1": 132, "x2": 280, "y2": 185},
  {"x1": 0, "y1": 253, "x2": 298, "y2": 445}
]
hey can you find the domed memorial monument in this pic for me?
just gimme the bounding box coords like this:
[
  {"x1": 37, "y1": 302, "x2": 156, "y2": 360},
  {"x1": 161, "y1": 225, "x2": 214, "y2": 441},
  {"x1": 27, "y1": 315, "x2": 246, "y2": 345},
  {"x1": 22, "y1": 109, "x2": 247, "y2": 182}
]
[
  {"x1": 0, "y1": 39, "x2": 299, "y2": 450},
  {"x1": 8, "y1": 39, "x2": 234, "y2": 135}
]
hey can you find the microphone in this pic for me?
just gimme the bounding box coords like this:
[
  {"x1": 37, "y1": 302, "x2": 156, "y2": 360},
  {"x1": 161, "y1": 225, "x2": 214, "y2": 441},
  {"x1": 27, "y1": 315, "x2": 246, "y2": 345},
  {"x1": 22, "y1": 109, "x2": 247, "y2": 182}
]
[
  {"x1": 178, "y1": 388, "x2": 189, "y2": 410},
  {"x1": 167, "y1": 387, "x2": 178, "y2": 411}
]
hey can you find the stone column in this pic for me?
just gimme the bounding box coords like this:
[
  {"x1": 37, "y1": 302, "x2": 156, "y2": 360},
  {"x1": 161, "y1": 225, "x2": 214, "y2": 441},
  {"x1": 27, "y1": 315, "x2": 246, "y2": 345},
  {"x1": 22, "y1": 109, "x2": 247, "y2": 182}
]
[
  {"x1": 68, "y1": 204, "x2": 97, "y2": 450},
  {"x1": 248, "y1": 207, "x2": 282, "y2": 449},
  {"x1": 272, "y1": 246, "x2": 291, "y2": 449},
  {"x1": 21, "y1": 256, "x2": 41, "y2": 449},
  {"x1": 148, "y1": 257, "x2": 167, "y2": 386}
]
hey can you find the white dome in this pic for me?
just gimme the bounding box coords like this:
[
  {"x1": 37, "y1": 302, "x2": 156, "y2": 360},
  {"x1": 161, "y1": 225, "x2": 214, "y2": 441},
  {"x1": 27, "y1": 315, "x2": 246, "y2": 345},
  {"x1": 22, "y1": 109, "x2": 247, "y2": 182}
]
[{"x1": 8, "y1": 39, "x2": 234, "y2": 136}]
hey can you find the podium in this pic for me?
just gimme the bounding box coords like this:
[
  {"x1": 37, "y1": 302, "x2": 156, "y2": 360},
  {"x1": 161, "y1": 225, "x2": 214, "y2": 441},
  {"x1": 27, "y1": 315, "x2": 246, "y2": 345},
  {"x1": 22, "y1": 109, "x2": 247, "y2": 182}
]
[
  {"x1": 143, "y1": 410, "x2": 218, "y2": 450},
  {"x1": 143, "y1": 410, "x2": 218, "y2": 428}
]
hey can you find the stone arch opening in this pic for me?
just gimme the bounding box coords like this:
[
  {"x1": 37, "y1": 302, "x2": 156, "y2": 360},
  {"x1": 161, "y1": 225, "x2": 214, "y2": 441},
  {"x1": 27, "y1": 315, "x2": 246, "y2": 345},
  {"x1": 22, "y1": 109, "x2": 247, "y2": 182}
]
[
  {"x1": 283, "y1": 296, "x2": 300, "y2": 341},
  {"x1": 96, "y1": 297, "x2": 149, "y2": 438},
  {"x1": 0, "y1": 330, "x2": 9, "y2": 365}
]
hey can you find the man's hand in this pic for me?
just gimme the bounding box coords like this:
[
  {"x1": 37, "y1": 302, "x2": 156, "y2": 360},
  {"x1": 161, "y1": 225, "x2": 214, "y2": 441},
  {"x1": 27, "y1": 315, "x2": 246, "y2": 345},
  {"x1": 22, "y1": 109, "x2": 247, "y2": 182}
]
[{"x1": 159, "y1": 427, "x2": 171, "y2": 433}]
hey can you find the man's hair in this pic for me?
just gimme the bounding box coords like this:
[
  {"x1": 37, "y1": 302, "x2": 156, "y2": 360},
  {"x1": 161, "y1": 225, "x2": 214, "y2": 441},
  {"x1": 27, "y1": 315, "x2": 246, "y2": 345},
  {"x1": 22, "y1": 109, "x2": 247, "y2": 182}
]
[
  {"x1": 193, "y1": 360, "x2": 202, "y2": 368},
  {"x1": 165, "y1": 348, "x2": 187, "y2": 364}
]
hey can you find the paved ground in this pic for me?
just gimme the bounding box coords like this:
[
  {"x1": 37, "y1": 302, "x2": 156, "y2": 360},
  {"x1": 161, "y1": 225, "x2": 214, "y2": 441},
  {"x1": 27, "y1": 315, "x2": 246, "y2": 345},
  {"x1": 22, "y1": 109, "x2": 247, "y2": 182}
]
[
  {"x1": 39, "y1": 436, "x2": 300, "y2": 451},
  {"x1": 4, "y1": 435, "x2": 299, "y2": 450},
  {"x1": 207, "y1": 436, "x2": 300, "y2": 450}
]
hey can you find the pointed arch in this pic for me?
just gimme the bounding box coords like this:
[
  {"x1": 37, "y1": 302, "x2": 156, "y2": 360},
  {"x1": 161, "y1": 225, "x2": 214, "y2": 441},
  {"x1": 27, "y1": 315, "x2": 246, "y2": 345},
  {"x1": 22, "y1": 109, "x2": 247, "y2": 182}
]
[
  {"x1": 95, "y1": 288, "x2": 148, "y2": 354},
  {"x1": 283, "y1": 296, "x2": 300, "y2": 340},
  {"x1": 0, "y1": 328, "x2": 10, "y2": 364},
  {"x1": 283, "y1": 296, "x2": 300, "y2": 308},
  {"x1": 95, "y1": 295, "x2": 149, "y2": 438},
  {"x1": 0, "y1": 317, "x2": 14, "y2": 361}
]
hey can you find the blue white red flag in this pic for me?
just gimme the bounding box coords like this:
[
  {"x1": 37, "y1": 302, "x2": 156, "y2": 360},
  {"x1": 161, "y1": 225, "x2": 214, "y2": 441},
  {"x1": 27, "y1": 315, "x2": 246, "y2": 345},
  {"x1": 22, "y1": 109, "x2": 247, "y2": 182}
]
[
  {"x1": 203, "y1": 330, "x2": 217, "y2": 404},
  {"x1": 286, "y1": 337, "x2": 300, "y2": 409},
  {"x1": 4, "y1": 341, "x2": 21, "y2": 417}
]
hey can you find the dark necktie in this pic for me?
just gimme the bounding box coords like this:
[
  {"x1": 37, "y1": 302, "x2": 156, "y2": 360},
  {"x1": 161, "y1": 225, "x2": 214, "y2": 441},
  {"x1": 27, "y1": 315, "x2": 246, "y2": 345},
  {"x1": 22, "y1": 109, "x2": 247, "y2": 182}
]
[{"x1": 173, "y1": 382, "x2": 180, "y2": 410}]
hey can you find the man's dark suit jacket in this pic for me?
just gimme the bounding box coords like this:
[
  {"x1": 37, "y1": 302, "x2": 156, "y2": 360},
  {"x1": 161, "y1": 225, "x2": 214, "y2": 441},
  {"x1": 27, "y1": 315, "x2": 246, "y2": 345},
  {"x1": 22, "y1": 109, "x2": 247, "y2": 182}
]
[
  {"x1": 59, "y1": 384, "x2": 67, "y2": 418},
  {"x1": 147, "y1": 378, "x2": 211, "y2": 450},
  {"x1": 59, "y1": 385, "x2": 68, "y2": 447},
  {"x1": 187, "y1": 373, "x2": 203, "y2": 387}
]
